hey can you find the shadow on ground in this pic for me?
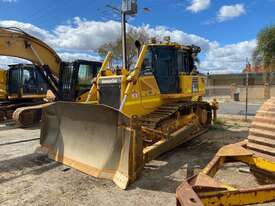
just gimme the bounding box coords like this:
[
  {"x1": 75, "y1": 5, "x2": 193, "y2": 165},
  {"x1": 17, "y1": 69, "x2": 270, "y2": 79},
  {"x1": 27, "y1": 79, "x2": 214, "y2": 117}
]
[
  {"x1": 0, "y1": 123, "x2": 40, "y2": 131},
  {"x1": 0, "y1": 153, "x2": 60, "y2": 184},
  {"x1": 129, "y1": 125, "x2": 249, "y2": 193}
]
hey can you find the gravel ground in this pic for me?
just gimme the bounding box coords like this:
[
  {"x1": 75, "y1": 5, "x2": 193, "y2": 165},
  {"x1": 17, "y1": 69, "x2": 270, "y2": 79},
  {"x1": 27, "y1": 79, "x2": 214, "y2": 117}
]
[{"x1": 0, "y1": 120, "x2": 273, "y2": 206}]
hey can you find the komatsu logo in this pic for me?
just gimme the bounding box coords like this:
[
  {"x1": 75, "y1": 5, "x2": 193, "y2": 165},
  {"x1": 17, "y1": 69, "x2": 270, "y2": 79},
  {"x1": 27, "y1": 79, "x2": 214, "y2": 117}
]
[{"x1": 100, "y1": 78, "x2": 121, "y2": 84}]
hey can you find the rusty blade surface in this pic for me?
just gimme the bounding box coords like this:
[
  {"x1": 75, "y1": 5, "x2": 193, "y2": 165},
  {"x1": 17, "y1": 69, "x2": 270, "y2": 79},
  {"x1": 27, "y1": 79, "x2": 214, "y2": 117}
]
[
  {"x1": 176, "y1": 181, "x2": 204, "y2": 206},
  {"x1": 247, "y1": 97, "x2": 275, "y2": 161}
]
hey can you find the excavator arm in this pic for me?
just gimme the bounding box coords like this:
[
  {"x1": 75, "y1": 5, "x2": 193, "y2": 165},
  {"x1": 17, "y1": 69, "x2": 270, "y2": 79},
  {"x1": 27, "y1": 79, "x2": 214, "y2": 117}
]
[{"x1": 0, "y1": 27, "x2": 62, "y2": 78}]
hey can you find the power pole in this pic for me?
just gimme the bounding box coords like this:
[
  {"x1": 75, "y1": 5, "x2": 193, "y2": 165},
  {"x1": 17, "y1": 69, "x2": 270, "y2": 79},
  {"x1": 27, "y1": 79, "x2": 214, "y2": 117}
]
[
  {"x1": 245, "y1": 58, "x2": 249, "y2": 121},
  {"x1": 121, "y1": 11, "x2": 127, "y2": 69},
  {"x1": 105, "y1": 1, "x2": 138, "y2": 69},
  {"x1": 121, "y1": 0, "x2": 137, "y2": 69}
]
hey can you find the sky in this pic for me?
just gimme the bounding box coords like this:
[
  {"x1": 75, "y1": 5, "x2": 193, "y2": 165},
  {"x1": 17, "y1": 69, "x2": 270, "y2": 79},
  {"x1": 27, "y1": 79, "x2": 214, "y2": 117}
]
[{"x1": 0, "y1": 0, "x2": 274, "y2": 73}]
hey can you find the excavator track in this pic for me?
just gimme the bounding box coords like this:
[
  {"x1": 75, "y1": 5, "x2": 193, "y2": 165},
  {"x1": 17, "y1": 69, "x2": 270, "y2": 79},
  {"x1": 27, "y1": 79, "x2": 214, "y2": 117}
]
[
  {"x1": 13, "y1": 103, "x2": 53, "y2": 127},
  {"x1": 0, "y1": 101, "x2": 45, "y2": 124}
]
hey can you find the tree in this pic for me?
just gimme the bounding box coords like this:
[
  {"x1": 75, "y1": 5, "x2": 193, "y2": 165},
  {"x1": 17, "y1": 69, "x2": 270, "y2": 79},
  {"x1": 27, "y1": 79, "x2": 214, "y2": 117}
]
[
  {"x1": 253, "y1": 25, "x2": 275, "y2": 70},
  {"x1": 98, "y1": 28, "x2": 149, "y2": 68}
]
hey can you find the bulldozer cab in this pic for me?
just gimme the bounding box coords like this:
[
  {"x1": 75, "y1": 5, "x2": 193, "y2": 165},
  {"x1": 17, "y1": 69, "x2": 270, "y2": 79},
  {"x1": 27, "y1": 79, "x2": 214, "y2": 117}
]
[
  {"x1": 7, "y1": 64, "x2": 49, "y2": 99},
  {"x1": 141, "y1": 45, "x2": 197, "y2": 94},
  {"x1": 58, "y1": 60, "x2": 102, "y2": 101}
]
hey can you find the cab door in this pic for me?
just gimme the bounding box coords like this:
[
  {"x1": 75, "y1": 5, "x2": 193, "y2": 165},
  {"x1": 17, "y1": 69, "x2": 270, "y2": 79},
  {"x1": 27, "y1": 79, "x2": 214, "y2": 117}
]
[
  {"x1": 152, "y1": 47, "x2": 179, "y2": 94},
  {"x1": 8, "y1": 67, "x2": 22, "y2": 98}
]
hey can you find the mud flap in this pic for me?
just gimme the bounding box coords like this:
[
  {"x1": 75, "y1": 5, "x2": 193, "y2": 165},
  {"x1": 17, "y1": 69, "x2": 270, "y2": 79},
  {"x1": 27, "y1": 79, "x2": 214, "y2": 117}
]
[{"x1": 40, "y1": 102, "x2": 143, "y2": 189}]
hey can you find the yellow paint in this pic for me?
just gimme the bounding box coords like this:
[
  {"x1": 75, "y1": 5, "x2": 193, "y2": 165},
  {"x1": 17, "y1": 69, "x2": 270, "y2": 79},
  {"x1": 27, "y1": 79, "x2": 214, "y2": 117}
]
[
  {"x1": 190, "y1": 142, "x2": 275, "y2": 206},
  {"x1": 88, "y1": 43, "x2": 206, "y2": 117},
  {"x1": 0, "y1": 69, "x2": 7, "y2": 100},
  {"x1": 236, "y1": 155, "x2": 275, "y2": 173},
  {"x1": 122, "y1": 74, "x2": 206, "y2": 117},
  {"x1": 8, "y1": 94, "x2": 46, "y2": 100},
  {"x1": 86, "y1": 52, "x2": 113, "y2": 102},
  {"x1": 201, "y1": 188, "x2": 275, "y2": 206}
]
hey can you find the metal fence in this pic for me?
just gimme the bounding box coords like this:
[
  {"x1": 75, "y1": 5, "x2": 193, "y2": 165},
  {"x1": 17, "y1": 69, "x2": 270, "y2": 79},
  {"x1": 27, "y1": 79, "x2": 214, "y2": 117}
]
[{"x1": 205, "y1": 85, "x2": 275, "y2": 101}]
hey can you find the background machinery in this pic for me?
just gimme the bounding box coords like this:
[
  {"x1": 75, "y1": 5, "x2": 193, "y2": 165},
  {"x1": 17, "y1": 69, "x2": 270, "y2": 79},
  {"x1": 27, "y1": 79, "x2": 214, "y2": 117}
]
[
  {"x1": 0, "y1": 27, "x2": 101, "y2": 126},
  {"x1": 0, "y1": 64, "x2": 49, "y2": 122},
  {"x1": 41, "y1": 39, "x2": 213, "y2": 189}
]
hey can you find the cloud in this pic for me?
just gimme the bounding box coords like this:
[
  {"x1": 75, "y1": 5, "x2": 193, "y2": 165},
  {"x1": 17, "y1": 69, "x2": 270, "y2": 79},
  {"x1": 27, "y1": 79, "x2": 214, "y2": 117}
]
[
  {"x1": 200, "y1": 39, "x2": 257, "y2": 73},
  {"x1": 1, "y1": 0, "x2": 17, "y2": 2},
  {"x1": 0, "y1": 56, "x2": 29, "y2": 69},
  {"x1": 218, "y1": 4, "x2": 246, "y2": 22},
  {"x1": 58, "y1": 52, "x2": 101, "y2": 62},
  {"x1": 0, "y1": 20, "x2": 53, "y2": 40},
  {"x1": 142, "y1": 25, "x2": 214, "y2": 52},
  {"x1": 0, "y1": 18, "x2": 257, "y2": 73},
  {"x1": 51, "y1": 17, "x2": 121, "y2": 51},
  {"x1": 187, "y1": 0, "x2": 211, "y2": 13}
]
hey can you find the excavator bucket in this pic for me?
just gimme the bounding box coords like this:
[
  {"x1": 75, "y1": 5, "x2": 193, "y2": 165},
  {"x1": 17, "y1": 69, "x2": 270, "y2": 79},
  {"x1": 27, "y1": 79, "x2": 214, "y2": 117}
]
[{"x1": 40, "y1": 102, "x2": 144, "y2": 189}]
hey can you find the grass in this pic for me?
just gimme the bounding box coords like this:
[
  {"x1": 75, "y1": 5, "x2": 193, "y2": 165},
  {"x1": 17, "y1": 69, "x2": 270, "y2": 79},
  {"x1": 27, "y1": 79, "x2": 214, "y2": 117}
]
[
  {"x1": 210, "y1": 118, "x2": 226, "y2": 131},
  {"x1": 213, "y1": 118, "x2": 225, "y2": 125}
]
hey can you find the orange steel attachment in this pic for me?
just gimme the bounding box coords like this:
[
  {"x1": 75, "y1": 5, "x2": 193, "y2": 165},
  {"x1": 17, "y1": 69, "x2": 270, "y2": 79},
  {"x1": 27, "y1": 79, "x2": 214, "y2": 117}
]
[
  {"x1": 176, "y1": 98, "x2": 275, "y2": 206},
  {"x1": 247, "y1": 97, "x2": 275, "y2": 161}
]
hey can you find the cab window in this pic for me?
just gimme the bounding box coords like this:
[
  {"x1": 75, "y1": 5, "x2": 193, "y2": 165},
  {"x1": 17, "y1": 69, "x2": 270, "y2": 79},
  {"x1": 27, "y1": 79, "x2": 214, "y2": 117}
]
[
  {"x1": 141, "y1": 49, "x2": 153, "y2": 75},
  {"x1": 177, "y1": 52, "x2": 184, "y2": 73},
  {"x1": 177, "y1": 51, "x2": 194, "y2": 74},
  {"x1": 78, "y1": 64, "x2": 93, "y2": 86},
  {"x1": 22, "y1": 68, "x2": 36, "y2": 94}
]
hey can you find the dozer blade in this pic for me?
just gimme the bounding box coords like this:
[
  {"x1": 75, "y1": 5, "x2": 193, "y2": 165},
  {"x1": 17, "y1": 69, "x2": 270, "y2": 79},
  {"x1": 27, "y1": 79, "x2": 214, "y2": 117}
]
[{"x1": 40, "y1": 102, "x2": 143, "y2": 189}]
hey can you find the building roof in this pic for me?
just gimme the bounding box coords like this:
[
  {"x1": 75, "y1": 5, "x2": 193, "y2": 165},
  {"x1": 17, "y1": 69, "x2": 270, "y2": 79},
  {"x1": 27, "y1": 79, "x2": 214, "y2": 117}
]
[{"x1": 243, "y1": 63, "x2": 264, "y2": 73}]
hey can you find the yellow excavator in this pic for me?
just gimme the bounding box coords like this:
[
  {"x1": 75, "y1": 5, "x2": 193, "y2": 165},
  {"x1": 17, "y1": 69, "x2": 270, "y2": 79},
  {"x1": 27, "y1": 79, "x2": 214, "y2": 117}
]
[
  {"x1": 41, "y1": 38, "x2": 213, "y2": 189},
  {"x1": 0, "y1": 27, "x2": 102, "y2": 126},
  {"x1": 0, "y1": 63, "x2": 49, "y2": 122}
]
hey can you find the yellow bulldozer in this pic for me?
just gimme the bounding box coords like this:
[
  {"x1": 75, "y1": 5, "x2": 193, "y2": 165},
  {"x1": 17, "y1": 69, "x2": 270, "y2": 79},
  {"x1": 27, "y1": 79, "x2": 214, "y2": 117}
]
[
  {"x1": 40, "y1": 38, "x2": 213, "y2": 189},
  {"x1": 0, "y1": 27, "x2": 102, "y2": 126}
]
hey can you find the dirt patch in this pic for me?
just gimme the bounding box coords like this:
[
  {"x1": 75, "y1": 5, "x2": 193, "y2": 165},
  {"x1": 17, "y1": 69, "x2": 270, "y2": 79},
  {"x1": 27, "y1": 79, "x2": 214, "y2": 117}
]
[{"x1": 0, "y1": 120, "x2": 271, "y2": 206}]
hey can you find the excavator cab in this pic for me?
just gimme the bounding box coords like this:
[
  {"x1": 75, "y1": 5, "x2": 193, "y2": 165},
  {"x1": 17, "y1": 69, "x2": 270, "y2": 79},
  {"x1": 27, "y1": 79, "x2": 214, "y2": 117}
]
[
  {"x1": 58, "y1": 60, "x2": 102, "y2": 101},
  {"x1": 7, "y1": 64, "x2": 48, "y2": 99}
]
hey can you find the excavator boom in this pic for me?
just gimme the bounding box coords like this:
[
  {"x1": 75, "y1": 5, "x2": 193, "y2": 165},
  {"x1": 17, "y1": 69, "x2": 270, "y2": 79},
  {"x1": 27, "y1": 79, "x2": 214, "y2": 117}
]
[
  {"x1": 0, "y1": 27, "x2": 102, "y2": 126},
  {"x1": 0, "y1": 27, "x2": 61, "y2": 77}
]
